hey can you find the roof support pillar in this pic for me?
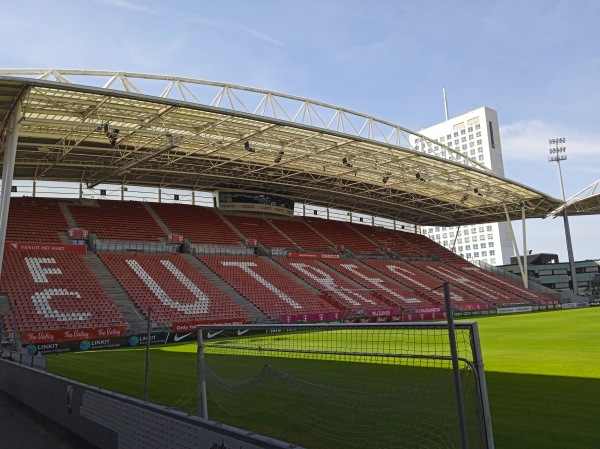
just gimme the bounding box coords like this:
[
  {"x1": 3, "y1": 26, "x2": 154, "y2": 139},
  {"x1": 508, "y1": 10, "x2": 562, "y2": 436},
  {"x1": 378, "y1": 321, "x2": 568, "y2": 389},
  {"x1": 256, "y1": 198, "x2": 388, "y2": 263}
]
[
  {"x1": 522, "y1": 205, "x2": 528, "y2": 289},
  {"x1": 562, "y1": 208, "x2": 579, "y2": 294},
  {"x1": 503, "y1": 205, "x2": 527, "y2": 288},
  {"x1": 0, "y1": 100, "x2": 22, "y2": 283}
]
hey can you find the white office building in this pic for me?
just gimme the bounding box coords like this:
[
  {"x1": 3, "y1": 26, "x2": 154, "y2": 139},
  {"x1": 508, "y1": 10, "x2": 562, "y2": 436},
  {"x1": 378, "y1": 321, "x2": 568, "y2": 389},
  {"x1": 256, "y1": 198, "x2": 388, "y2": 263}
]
[{"x1": 416, "y1": 107, "x2": 513, "y2": 265}]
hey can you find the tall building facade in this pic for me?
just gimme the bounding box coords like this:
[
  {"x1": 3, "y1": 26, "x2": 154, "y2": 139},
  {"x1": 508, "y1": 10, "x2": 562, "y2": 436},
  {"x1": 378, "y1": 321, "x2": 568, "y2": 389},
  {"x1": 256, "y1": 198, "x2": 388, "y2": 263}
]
[{"x1": 416, "y1": 107, "x2": 514, "y2": 265}]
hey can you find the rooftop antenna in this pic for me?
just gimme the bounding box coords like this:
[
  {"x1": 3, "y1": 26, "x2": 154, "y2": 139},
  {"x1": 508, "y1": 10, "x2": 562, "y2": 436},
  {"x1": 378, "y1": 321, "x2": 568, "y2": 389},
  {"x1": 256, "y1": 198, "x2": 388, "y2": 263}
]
[{"x1": 443, "y1": 87, "x2": 449, "y2": 121}]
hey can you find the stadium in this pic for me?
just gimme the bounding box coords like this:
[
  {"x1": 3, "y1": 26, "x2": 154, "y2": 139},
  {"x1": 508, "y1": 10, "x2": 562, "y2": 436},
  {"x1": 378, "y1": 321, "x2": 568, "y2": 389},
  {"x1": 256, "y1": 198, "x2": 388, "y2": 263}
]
[{"x1": 0, "y1": 70, "x2": 598, "y2": 449}]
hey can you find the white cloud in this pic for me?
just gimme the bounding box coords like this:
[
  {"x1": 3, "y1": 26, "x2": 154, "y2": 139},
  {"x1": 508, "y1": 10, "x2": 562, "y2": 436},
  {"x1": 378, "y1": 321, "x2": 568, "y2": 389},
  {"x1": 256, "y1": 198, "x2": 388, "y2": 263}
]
[
  {"x1": 238, "y1": 25, "x2": 284, "y2": 47},
  {"x1": 93, "y1": 0, "x2": 158, "y2": 15},
  {"x1": 184, "y1": 15, "x2": 284, "y2": 47},
  {"x1": 501, "y1": 119, "x2": 600, "y2": 161}
]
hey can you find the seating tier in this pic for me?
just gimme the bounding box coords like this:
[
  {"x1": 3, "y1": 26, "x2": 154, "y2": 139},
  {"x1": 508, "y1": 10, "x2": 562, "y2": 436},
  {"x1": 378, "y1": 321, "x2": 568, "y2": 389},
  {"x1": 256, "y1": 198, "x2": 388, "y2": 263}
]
[
  {"x1": 5, "y1": 197, "x2": 68, "y2": 243},
  {"x1": 69, "y1": 200, "x2": 164, "y2": 241},
  {"x1": 305, "y1": 218, "x2": 381, "y2": 254},
  {"x1": 276, "y1": 258, "x2": 392, "y2": 312},
  {"x1": 319, "y1": 259, "x2": 436, "y2": 309},
  {"x1": 0, "y1": 251, "x2": 127, "y2": 332},
  {"x1": 198, "y1": 255, "x2": 335, "y2": 317},
  {"x1": 149, "y1": 203, "x2": 241, "y2": 245},
  {"x1": 99, "y1": 253, "x2": 249, "y2": 324},
  {"x1": 363, "y1": 260, "x2": 487, "y2": 309},
  {"x1": 268, "y1": 219, "x2": 333, "y2": 251},
  {"x1": 223, "y1": 215, "x2": 296, "y2": 249}
]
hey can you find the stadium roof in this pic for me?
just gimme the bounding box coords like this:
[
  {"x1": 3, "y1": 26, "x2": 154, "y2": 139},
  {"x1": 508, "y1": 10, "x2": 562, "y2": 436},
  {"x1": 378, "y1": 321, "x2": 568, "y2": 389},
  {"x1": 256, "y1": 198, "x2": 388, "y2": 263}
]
[
  {"x1": 0, "y1": 69, "x2": 565, "y2": 227},
  {"x1": 550, "y1": 179, "x2": 600, "y2": 218}
]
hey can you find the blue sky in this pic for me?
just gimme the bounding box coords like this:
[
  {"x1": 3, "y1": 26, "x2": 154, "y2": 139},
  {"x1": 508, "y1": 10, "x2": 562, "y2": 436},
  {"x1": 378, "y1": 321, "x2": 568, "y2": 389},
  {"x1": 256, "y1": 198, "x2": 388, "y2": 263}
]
[{"x1": 1, "y1": 0, "x2": 599, "y2": 262}]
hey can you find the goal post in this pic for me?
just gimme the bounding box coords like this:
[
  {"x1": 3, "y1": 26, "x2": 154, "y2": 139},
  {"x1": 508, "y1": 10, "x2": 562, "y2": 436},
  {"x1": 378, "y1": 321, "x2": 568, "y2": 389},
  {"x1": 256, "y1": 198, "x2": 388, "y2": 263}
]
[{"x1": 198, "y1": 322, "x2": 494, "y2": 449}]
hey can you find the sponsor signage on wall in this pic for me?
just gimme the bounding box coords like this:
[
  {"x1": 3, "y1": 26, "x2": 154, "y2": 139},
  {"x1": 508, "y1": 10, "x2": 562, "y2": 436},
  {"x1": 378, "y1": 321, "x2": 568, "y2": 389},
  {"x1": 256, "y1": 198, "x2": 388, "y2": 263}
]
[
  {"x1": 24, "y1": 331, "x2": 199, "y2": 355},
  {"x1": 496, "y1": 306, "x2": 533, "y2": 315},
  {"x1": 167, "y1": 233, "x2": 184, "y2": 243},
  {"x1": 402, "y1": 311, "x2": 447, "y2": 322},
  {"x1": 363, "y1": 308, "x2": 397, "y2": 317},
  {"x1": 287, "y1": 252, "x2": 340, "y2": 259},
  {"x1": 67, "y1": 228, "x2": 89, "y2": 239},
  {"x1": 453, "y1": 309, "x2": 496, "y2": 318},
  {"x1": 21, "y1": 326, "x2": 126, "y2": 344},
  {"x1": 172, "y1": 317, "x2": 248, "y2": 332},
  {"x1": 5, "y1": 242, "x2": 87, "y2": 254},
  {"x1": 279, "y1": 311, "x2": 344, "y2": 323}
]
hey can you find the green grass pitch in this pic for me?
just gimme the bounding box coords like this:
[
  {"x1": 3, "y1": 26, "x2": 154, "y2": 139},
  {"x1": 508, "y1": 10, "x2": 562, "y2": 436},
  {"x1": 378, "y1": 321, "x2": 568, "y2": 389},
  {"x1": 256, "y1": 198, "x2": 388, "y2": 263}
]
[{"x1": 47, "y1": 307, "x2": 600, "y2": 449}]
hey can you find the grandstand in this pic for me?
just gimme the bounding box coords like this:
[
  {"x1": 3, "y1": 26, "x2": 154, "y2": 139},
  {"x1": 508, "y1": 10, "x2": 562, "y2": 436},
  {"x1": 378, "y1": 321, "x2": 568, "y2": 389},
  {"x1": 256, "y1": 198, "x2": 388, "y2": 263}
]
[
  {"x1": 0, "y1": 70, "x2": 571, "y2": 343},
  {"x1": 1, "y1": 69, "x2": 594, "y2": 449}
]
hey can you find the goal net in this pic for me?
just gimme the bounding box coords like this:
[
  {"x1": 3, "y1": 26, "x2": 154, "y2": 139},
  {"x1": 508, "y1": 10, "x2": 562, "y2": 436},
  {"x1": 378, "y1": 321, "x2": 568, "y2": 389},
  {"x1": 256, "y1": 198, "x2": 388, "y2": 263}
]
[{"x1": 198, "y1": 322, "x2": 493, "y2": 449}]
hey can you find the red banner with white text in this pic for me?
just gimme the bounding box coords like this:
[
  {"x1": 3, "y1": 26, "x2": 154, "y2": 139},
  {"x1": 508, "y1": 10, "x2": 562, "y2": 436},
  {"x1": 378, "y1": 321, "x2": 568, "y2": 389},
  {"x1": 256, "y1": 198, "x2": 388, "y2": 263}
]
[
  {"x1": 5, "y1": 241, "x2": 87, "y2": 254},
  {"x1": 21, "y1": 326, "x2": 126, "y2": 344},
  {"x1": 172, "y1": 317, "x2": 248, "y2": 333},
  {"x1": 279, "y1": 311, "x2": 344, "y2": 324}
]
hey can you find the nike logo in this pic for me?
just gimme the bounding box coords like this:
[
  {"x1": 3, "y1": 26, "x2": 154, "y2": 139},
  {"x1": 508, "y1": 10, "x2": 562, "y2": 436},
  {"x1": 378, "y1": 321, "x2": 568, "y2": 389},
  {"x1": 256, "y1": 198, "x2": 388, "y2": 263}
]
[
  {"x1": 207, "y1": 330, "x2": 224, "y2": 339},
  {"x1": 173, "y1": 332, "x2": 192, "y2": 342},
  {"x1": 236, "y1": 329, "x2": 250, "y2": 336}
]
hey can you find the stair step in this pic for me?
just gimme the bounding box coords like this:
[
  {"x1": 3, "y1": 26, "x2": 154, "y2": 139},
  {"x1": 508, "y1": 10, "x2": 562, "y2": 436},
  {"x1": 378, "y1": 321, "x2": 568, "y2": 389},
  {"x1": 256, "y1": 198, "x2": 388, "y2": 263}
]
[
  {"x1": 81, "y1": 252, "x2": 145, "y2": 326},
  {"x1": 182, "y1": 254, "x2": 265, "y2": 322}
]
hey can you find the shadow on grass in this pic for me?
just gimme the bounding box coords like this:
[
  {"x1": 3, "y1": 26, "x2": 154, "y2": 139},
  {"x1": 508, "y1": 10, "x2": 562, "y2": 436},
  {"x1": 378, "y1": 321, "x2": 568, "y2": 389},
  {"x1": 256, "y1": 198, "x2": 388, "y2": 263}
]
[
  {"x1": 48, "y1": 348, "x2": 600, "y2": 449},
  {"x1": 485, "y1": 371, "x2": 600, "y2": 449}
]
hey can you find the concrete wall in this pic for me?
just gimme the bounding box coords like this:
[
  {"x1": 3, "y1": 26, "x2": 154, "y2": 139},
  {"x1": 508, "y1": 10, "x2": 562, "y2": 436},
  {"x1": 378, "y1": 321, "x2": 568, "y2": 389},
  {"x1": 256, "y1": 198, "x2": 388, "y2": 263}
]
[{"x1": 0, "y1": 359, "x2": 297, "y2": 449}]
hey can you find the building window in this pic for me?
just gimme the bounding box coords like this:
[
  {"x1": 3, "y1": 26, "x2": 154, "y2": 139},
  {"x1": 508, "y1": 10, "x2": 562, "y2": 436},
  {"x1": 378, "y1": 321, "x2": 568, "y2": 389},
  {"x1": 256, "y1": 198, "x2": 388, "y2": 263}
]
[
  {"x1": 480, "y1": 243, "x2": 487, "y2": 249},
  {"x1": 461, "y1": 129, "x2": 466, "y2": 135},
  {"x1": 473, "y1": 244, "x2": 479, "y2": 250},
  {"x1": 482, "y1": 251, "x2": 488, "y2": 257},
  {"x1": 478, "y1": 155, "x2": 484, "y2": 161},
  {"x1": 490, "y1": 250, "x2": 495, "y2": 256},
  {"x1": 468, "y1": 126, "x2": 473, "y2": 132},
  {"x1": 486, "y1": 225, "x2": 492, "y2": 231},
  {"x1": 479, "y1": 227, "x2": 484, "y2": 232},
  {"x1": 474, "y1": 252, "x2": 480, "y2": 258},
  {"x1": 466, "y1": 245, "x2": 471, "y2": 250},
  {"x1": 454, "y1": 132, "x2": 459, "y2": 137},
  {"x1": 488, "y1": 234, "x2": 493, "y2": 240},
  {"x1": 490, "y1": 258, "x2": 496, "y2": 264}
]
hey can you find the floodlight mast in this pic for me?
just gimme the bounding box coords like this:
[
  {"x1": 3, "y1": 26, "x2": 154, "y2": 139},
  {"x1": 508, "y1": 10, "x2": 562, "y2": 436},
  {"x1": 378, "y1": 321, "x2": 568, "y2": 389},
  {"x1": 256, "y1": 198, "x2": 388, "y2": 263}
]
[{"x1": 548, "y1": 138, "x2": 579, "y2": 294}]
